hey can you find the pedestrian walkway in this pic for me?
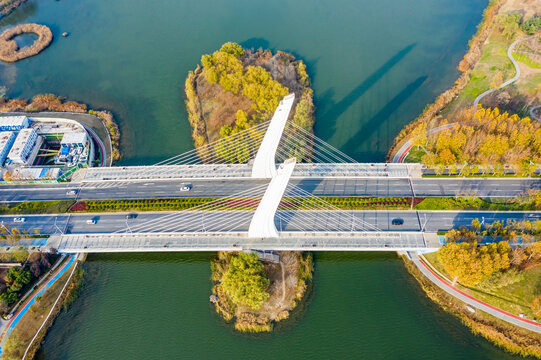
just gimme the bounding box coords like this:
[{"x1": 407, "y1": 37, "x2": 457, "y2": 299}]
[
  {"x1": 0, "y1": 255, "x2": 76, "y2": 355},
  {"x1": 410, "y1": 252, "x2": 541, "y2": 334}
]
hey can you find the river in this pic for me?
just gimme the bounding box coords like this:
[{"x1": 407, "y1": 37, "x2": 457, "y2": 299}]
[{"x1": 0, "y1": 0, "x2": 524, "y2": 359}]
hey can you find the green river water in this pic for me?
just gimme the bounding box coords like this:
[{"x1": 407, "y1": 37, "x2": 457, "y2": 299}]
[{"x1": 0, "y1": 0, "x2": 528, "y2": 358}]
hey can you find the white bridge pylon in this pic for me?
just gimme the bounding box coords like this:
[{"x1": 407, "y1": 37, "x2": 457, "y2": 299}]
[
  {"x1": 251, "y1": 93, "x2": 295, "y2": 178},
  {"x1": 248, "y1": 157, "x2": 296, "y2": 238}
]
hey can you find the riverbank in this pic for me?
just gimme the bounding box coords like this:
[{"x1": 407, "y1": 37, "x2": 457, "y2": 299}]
[
  {"x1": 211, "y1": 251, "x2": 313, "y2": 333},
  {"x1": 0, "y1": 254, "x2": 84, "y2": 359},
  {"x1": 0, "y1": 0, "x2": 26, "y2": 18},
  {"x1": 0, "y1": 94, "x2": 120, "y2": 163},
  {"x1": 388, "y1": 0, "x2": 541, "y2": 166},
  {"x1": 400, "y1": 253, "x2": 541, "y2": 358}
]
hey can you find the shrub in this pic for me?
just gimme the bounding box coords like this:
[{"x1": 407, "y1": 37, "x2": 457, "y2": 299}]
[{"x1": 521, "y1": 15, "x2": 541, "y2": 35}]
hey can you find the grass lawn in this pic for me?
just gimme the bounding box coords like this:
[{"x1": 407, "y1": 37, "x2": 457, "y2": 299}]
[
  {"x1": 441, "y1": 33, "x2": 514, "y2": 117},
  {"x1": 423, "y1": 251, "x2": 541, "y2": 319},
  {"x1": 404, "y1": 146, "x2": 425, "y2": 163},
  {"x1": 513, "y1": 53, "x2": 541, "y2": 69}
]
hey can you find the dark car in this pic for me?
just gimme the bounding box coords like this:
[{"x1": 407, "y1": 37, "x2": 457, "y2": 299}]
[
  {"x1": 126, "y1": 213, "x2": 138, "y2": 220},
  {"x1": 391, "y1": 218, "x2": 404, "y2": 226}
]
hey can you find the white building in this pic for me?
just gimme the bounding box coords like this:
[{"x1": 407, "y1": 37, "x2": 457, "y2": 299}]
[
  {"x1": 0, "y1": 116, "x2": 30, "y2": 131},
  {"x1": 61, "y1": 132, "x2": 88, "y2": 148},
  {"x1": 7, "y1": 128, "x2": 38, "y2": 165},
  {"x1": 0, "y1": 131, "x2": 16, "y2": 165}
]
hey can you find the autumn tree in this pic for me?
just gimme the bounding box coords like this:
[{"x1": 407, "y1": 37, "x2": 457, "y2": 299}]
[
  {"x1": 531, "y1": 296, "x2": 541, "y2": 317},
  {"x1": 490, "y1": 71, "x2": 503, "y2": 89},
  {"x1": 410, "y1": 122, "x2": 427, "y2": 148},
  {"x1": 420, "y1": 106, "x2": 541, "y2": 168},
  {"x1": 438, "y1": 241, "x2": 510, "y2": 286}
]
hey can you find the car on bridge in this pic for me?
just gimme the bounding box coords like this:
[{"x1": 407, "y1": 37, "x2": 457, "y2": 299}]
[
  {"x1": 126, "y1": 213, "x2": 137, "y2": 220},
  {"x1": 86, "y1": 219, "x2": 97, "y2": 225},
  {"x1": 391, "y1": 218, "x2": 404, "y2": 226},
  {"x1": 180, "y1": 184, "x2": 192, "y2": 192},
  {"x1": 13, "y1": 217, "x2": 25, "y2": 223}
]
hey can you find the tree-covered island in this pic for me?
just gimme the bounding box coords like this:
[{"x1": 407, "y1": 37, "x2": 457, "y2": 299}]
[
  {"x1": 184, "y1": 42, "x2": 316, "y2": 332},
  {"x1": 185, "y1": 42, "x2": 314, "y2": 151},
  {"x1": 211, "y1": 251, "x2": 313, "y2": 332}
]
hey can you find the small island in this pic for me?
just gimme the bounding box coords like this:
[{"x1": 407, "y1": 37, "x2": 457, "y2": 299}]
[
  {"x1": 211, "y1": 251, "x2": 313, "y2": 332},
  {"x1": 184, "y1": 42, "x2": 316, "y2": 332},
  {"x1": 0, "y1": 24, "x2": 53, "y2": 63},
  {"x1": 185, "y1": 42, "x2": 314, "y2": 149}
]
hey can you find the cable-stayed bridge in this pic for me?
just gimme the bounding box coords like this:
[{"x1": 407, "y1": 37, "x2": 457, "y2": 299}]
[
  {"x1": 4, "y1": 94, "x2": 539, "y2": 253},
  {"x1": 45, "y1": 158, "x2": 441, "y2": 253},
  {"x1": 73, "y1": 94, "x2": 421, "y2": 183}
]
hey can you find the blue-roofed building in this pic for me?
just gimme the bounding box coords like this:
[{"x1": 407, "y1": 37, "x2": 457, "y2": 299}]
[{"x1": 0, "y1": 116, "x2": 30, "y2": 131}]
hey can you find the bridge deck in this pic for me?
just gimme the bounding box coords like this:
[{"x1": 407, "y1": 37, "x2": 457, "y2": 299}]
[
  {"x1": 76, "y1": 163, "x2": 418, "y2": 182},
  {"x1": 47, "y1": 231, "x2": 437, "y2": 253}
]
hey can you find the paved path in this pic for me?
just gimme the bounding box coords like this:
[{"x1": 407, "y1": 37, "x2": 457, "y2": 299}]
[
  {"x1": 392, "y1": 123, "x2": 457, "y2": 163},
  {"x1": 393, "y1": 36, "x2": 539, "y2": 163},
  {"x1": 530, "y1": 105, "x2": 541, "y2": 122},
  {"x1": 471, "y1": 36, "x2": 532, "y2": 111},
  {"x1": 0, "y1": 255, "x2": 76, "y2": 355},
  {"x1": 410, "y1": 252, "x2": 541, "y2": 334}
]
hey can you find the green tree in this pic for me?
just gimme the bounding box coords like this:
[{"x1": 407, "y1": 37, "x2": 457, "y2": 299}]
[
  {"x1": 521, "y1": 16, "x2": 541, "y2": 35},
  {"x1": 221, "y1": 253, "x2": 269, "y2": 310},
  {"x1": 495, "y1": 12, "x2": 521, "y2": 39}
]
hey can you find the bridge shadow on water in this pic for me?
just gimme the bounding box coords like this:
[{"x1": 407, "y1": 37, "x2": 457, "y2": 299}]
[
  {"x1": 317, "y1": 43, "x2": 416, "y2": 133},
  {"x1": 340, "y1": 75, "x2": 428, "y2": 157}
]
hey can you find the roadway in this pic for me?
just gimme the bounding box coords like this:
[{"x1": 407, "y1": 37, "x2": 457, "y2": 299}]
[
  {"x1": 2, "y1": 210, "x2": 539, "y2": 235},
  {"x1": 0, "y1": 178, "x2": 539, "y2": 202}
]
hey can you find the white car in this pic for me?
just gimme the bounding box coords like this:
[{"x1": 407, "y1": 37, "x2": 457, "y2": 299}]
[
  {"x1": 66, "y1": 190, "x2": 78, "y2": 196},
  {"x1": 86, "y1": 219, "x2": 97, "y2": 225},
  {"x1": 180, "y1": 184, "x2": 192, "y2": 192},
  {"x1": 13, "y1": 217, "x2": 26, "y2": 223}
]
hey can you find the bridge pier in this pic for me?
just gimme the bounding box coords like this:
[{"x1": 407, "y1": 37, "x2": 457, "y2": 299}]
[
  {"x1": 248, "y1": 158, "x2": 296, "y2": 238},
  {"x1": 251, "y1": 94, "x2": 295, "y2": 179}
]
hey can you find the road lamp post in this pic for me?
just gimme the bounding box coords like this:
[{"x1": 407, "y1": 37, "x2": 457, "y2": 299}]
[{"x1": 54, "y1": 217, "x2": 64, "y2": 235}]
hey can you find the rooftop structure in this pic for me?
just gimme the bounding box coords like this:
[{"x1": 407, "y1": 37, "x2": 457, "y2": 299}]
[
  {"x1": 61, "y1": 132, "x2": 87, "y2": 147},
  {"x1": 0, "y1": 116, "x2": 30, "y2": 132},
  {"x1": 8, "y1": 167, "x2": 61, "y2": 181},
  {"x1": 58, "y1": 131, "x2": 89, "y2": 167},
  {"x1": 7, "y1": 128, "x2": 38, "y2": 165},
  {"x1": 0, "y1": 131, "x2": 16, "y2": 166}
]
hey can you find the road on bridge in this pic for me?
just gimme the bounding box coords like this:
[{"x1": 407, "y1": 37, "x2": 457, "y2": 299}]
[
  {"x1": 0, "y1": 178, "x2": 539, "y2": 202},
  {"x1": 1, "y1": 210, "x2": 539, "y2": 235}
]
